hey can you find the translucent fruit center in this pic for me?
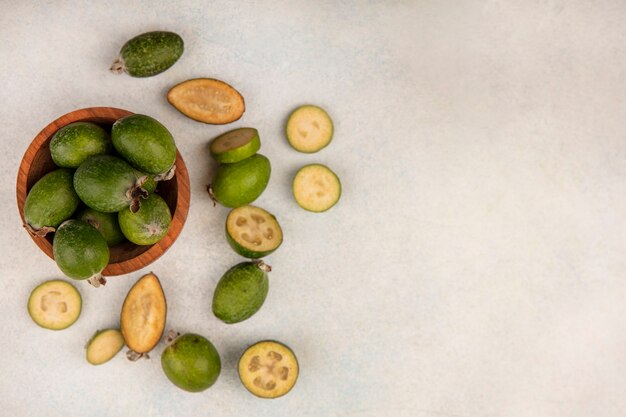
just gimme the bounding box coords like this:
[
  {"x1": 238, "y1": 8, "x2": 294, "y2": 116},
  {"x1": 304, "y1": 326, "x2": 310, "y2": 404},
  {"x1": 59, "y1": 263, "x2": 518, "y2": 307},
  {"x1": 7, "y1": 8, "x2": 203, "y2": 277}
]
[
  {"x1": 248, "y1": 350, "x2": 290, "y2": 391},
  {"x1": 234, "y1": 213, "x2": 276, "y2": 249},
  {"x1": 40, "y1": 291, "x2": 68, "y2": 314}
]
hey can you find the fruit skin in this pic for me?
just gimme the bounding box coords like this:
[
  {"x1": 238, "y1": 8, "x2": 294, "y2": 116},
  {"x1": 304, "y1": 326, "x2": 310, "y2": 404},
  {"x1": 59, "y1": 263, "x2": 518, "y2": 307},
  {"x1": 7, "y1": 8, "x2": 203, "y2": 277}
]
[
  {"x1": 212, "y1": 262, "x2": 269, "y2": 324},
  {"x1": 86, "y1": 329, "x2": 125, "y2": 365},
  {"x1": 118, "y1": 194, "x2": 171, "y2": 245},
  {"x1": 238, "y1": 340, "x2": 299, "y2": 399},
  {"x1": 27, "y1": 280, "x2": 82, "y2": 330},
  {"x1": 211, "y1": 154, "x2": 271, "y2": 208},
  {"x1": 77, "y1": 208, "x2": 125, "y2": 246},
  {"x1": 23, "y1": 169, "x2": 80, "y2": 232},
  {"x1": 210, "y1": 127, "x2": 260, "y2": 163},
  {"x1": 114, "y1": 31, "x2": 183, "y2": 78},
  {"x1": 225, "y1": 206, "x2": 283, "y2": 259},
  {"x1": 161, "y1": 333, "x2": 221, "y2": 392},
  {"x1": 53, "y1": 220, "x2": 109, "y2": 280},
  {"x1": 49, "y1": 122, "x2": 111, "y2": 168},
  {"x1": 112, "y1": 114, "x2": 176, "y2": 175},
  {"x1": 73, "y1": 155, "x2": 140, "y2": 213}
]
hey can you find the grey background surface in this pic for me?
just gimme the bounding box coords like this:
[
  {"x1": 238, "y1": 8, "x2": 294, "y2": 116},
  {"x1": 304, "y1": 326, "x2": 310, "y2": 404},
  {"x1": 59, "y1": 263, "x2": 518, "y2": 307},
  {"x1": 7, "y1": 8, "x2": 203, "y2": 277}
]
[{"x1": 1, "y1": 1, "x2": 626, "y2": 416}]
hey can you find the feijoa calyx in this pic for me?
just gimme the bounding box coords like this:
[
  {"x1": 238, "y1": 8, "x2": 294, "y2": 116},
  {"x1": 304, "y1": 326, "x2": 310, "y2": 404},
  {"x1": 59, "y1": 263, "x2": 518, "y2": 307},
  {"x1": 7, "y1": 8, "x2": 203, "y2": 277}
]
[
  {"x1": 209, "y1": 154, "x2": 271, "y2": 208},
  {"x1": 53, "y1": 220, "x2": 109, "y2": 281},
  {"x1": 238, "y1": 340, "x2": 299, "y2": 398},
  {"x1": 161, "y1": 333, "x2": 221, "y2": 392},
  {"x1": 118, "y1": 193, "x2": 171, "y2": 245},
  {"x1": 50, "y1": 122, "x2": 111, "y2": 168},
  {"x1": 111, "y1": 31, "x2": 184, "y2": 78}
]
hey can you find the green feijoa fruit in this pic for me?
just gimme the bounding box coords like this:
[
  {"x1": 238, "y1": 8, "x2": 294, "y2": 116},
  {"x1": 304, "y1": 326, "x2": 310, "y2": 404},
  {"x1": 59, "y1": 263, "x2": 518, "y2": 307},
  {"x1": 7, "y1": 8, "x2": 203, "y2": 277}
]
[
  {"x1": 133, "y1": 169, "x2": 157, "y2": 193},
  {"x1": 27, "y1": 280, "x2": 82, "y2": 330},
  {"x1": 74, "y1": 155, "x2": 147, "y2": 213},
  {"x1": 209, "y1": 128, "x2": 260, "y2": 163},
  {"x1": 286, "y1": 105, "x2": 334, "y2": 153},
  {"x1": 86, "y1": 329, "x2": 125, "y2": 365},
  {"x1": 118, "y1": 194, "x2": 171, "y2": 245},
  {"x1": 293, "y1": 164, "x2": 341, "y2": 212},
  {"x1": 212, "y1": 261, "x2": 270, "y2": 324},
  {"x1": 209, "y1": 154, "x2": 271, "y2": 208},
  {"x1": 50, "y1": 122, "x2": 111, "y2": 168},
  {"x1": 226, "y1": 205, "x2": 283, "y2": 259},
  {"x1": 111, "y1": 114, "x2": 176, "y2": 176},
  {"x1": 238, "y1": 340, "x2": 299, "y2": 398},
  {"x1": 53, "y1": 220, "x2": 109, "y2": 280},
  {"x1": 77, "y1": 208, "x2": 125, "y2": 246},
  {"x1": 111, "y1": 31, "x2": 184, "y2": 78},
  {"x1": 23, "y1": 169, "x2": 80, "y2": 236},
  {"x1": 161, "y1": 333, "x2": 221, "y2": 392}
]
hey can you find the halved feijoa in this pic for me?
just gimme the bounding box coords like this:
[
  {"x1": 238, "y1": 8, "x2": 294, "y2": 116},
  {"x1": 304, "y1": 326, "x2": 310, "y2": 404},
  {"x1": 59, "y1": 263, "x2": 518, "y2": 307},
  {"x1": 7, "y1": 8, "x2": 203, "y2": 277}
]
[
  {"x1": 111, "y1": 31, "x2": 184, "y2": 78},
  {"x1": 118, "y1": 194, "x2": 171, "y2": 245},
  {"x1": 209, "y1": 154, "x2": 271, "y2": 208},
  {"x1": 77, "y1": 208, "x2": 125, "y2": 246},
  {"x1": 161, "y1": 333, "x2": 221, "y2": 392},
  {"x1": 50, "y1": 122, "x2": 111, "y2": 168},
  {"x1": 210, "y1": 128, "x2": 260, "y2": 163},
  {"x1": 27, "y1": 280, "x2": 81, "y2": 330},
  {"x1": 111, "y1": 114, "x2": 176, "y2": 176},
  {"x1": 238, "y1": 340, "x2": 299, "y2": 398},
  {"x1": 212, "y1": 261, "x2": 270, "y2": 324},
  {"x1": 120, "y1": 273, "x2": 166, "y2": 354},
  {"x1": 23, "y1": 169, "x2": 80, "y2": 236},
  {"x1": 167, "y1": 78, "x2": 245, "y2": 124},
  {"x1": 53, "y1": 220, "x2": 109, "y2": 280},
  {"x1": 286, "y1": 105, "x2": 333, "y2": 153},
  {"x1": 86, "y1": 329, "x2": 125, "y2": 365},
  {"x1": 293, "y1": 164, "x2": 341, "y2": 212},
  {"x1": 226, "y1": 206, "x2": 282, "y2": 259}
]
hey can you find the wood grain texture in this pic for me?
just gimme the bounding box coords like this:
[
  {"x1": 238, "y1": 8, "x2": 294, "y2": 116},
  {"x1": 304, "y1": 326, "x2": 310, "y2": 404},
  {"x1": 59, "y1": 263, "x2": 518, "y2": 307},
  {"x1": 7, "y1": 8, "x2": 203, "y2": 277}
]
[{"x1": 16, "y1": 107, "x2": 190, "y2": 277}]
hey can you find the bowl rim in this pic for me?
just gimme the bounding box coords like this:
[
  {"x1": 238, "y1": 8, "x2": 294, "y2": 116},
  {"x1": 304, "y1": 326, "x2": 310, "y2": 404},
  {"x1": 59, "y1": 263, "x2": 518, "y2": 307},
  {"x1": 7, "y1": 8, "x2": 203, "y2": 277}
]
[{"x1": 16, "y1": 106, "x2": 191, "y2": 277}]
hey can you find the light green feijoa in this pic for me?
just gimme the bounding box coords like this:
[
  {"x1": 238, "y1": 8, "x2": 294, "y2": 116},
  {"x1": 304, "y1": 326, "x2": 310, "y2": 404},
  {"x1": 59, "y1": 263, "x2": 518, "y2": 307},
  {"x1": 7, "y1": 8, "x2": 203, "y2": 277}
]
[
  {"x1": 74, "y1": 155, "x2": 147, "y2": 213},
  {"x1": 118, "y1": 194, "x2": 171, "y2": 245},
  {"x1": 209, "y1": 154, "x2": 271, "y2": 208},
  {"x1": 226, "y1": 205, "x2": 283, "y2": 259},
  {"x1": 23, "y1": 169, "x2": 80, "y2": 236},
  {"x1": 212, "y1": 261, "x2": 270, "y2": 324},
  {"x1": 112, "y1": 114, "x2": 176, "y2": 176},
  {"x1": 86, "y1": 329, "x2": 125, "y2": 365},
  {"x1": 161, "y1": 333, "x2": 221, "y2": 392},
  {"x1": 133, "y1": 169, "x2": 157, "y2": 193},
  {"x1": 293, "y1": 164, "x2": 341, "y2": 212},
  {"x1": 209, "y1": 128, "x2": 260, "y2": 163},
  {"x1": 53, "y1": 220, "x2": 109, "y2": 280},
  {"x1": 27, "y1": 280, "x2": 82, "y2": 330},
  {"x1": 111, "y1": 31, "x2": 184, "y2": 78},
  {"x1": 50, "y1": 122, "x2": 111, "y2": 168},
  {"x1": 77, "y1": 208, "x2": 125, "y2": 246}
]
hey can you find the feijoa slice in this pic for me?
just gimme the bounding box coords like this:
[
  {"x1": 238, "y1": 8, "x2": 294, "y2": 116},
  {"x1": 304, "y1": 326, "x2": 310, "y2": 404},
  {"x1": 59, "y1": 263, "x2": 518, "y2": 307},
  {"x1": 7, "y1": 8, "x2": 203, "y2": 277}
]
[
  {"x1": 118, "y1": 194, "x2": 171, "y2": 245},
  {"x1": 226, "y1": 206, "x2": 282, "y2": 259},
  {"x1": 23, "y1": 169, "x2": 80, "y2": 236},
  {"x1": 50, "y1": 122, "x2": 111, "y2": 168},
  {"x1": 161, "y1": 333, "x2": 221, "y2": 392},
  {"x1": 120, "y1": 273, "x2": 166, "y2": 354},
  {"x1": 293, "y1": 164, "x2": 341, "y2": 212},
  {"x1": 209, "y1": 154, "x2": 271, "y2": 208},
  {"x1": 53, "y1": 220, "x2": 109, "y2": 281},
  {"x1": 86, "y1": 329, "x2": 125, "y2": 365},
  {"x1": 167, "y1": 78, "x2": 245, "y2": 124},
  {"x1": 210, "y1": 128, "x2": 260, "y2": 163},
  {"x1": 77, "y1": 208, "x2": 125, "y2": 246},
  {"x1": 238, "y1": 340, "x2": 299, "y2": 399},
  {"x1": 27, "y1": 280, "x2": 81, "y2": 330},
  {"x1": 212, "y1": 261, "x2": 270, "y2": 324},
  {"x1": 111, "y1": 31, "x2": 184, "y2": 78},
  {"x1": 286, "y1": 105, "x2": 333, "y2": 153}
]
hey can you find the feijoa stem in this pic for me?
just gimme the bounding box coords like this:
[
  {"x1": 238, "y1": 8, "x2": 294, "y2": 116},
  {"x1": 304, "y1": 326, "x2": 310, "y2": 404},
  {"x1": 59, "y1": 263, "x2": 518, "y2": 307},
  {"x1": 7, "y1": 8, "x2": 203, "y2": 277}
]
[
  {"x1": 255, "y1": 260, "x2": 272, "y2": 273},
  {"x1": 126, "y1": 350, "x2": 149, "y2": 361},
  {"x1": 154, "y1": 165, "x2": 176, "y2": 182},
  {"x1": 206, "y1": 184, "x2": 217, "y2": 207},
  {"x1": 127, "y1": 182, "x2": 149, "y2": 213},
  {"x1": 87, "y1": 274, "x2": 107, "y2": 288},
  {"x1": 164, "y1": 329, "x2": 180, "y2": 345},
  {"x1": 24, "y1": 223, "x2": 55, "y2": 237},
  {"x1": 110, "y1": 58, "x2": 125, "y2": 74}
]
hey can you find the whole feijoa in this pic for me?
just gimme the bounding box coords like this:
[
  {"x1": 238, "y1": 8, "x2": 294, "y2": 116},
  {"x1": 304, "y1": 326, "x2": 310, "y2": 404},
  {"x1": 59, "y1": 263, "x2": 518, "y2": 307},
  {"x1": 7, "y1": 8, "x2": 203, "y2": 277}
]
[
  {"x1": 53, "y1": 220, "x2": 109, "y2": 280},
  {"x1": 161, "y1": 333, "x2": 221, "y2": 392},
  {"x1": 111, "y1": 31, "x2": 184, "y2": 78},
  {"x1": 210, "y1": 154, "x2": 271, "y2": 208},
  {"x1": 118, "y1": 194, "x2": 172, "y2": 245},
  {"x1": 77, "y1": 208, "x2": 125, "y2": 246},
  {"x1": 50, "y1": 122, "x2": 111, "y2": 168},
  {"x1": 23, "y1": 169, "x2": 80, "y2": 236},
  {"x1": 112, "y1": 114, "x2": 176, "y2": 176}
]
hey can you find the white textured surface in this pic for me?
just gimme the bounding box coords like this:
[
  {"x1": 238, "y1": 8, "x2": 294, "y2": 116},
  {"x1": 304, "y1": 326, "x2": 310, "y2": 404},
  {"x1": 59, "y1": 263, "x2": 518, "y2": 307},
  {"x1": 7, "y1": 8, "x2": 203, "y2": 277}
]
[{"x1": 2, "y1": 1, "x2": 626, "y2": 416}]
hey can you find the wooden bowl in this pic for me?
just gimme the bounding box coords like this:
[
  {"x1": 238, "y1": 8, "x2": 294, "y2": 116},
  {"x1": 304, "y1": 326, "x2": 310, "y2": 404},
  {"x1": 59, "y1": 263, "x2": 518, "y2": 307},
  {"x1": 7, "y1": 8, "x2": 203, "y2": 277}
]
[{"x1": 16, "y1": 107, "x2": 190, "y2": 276}]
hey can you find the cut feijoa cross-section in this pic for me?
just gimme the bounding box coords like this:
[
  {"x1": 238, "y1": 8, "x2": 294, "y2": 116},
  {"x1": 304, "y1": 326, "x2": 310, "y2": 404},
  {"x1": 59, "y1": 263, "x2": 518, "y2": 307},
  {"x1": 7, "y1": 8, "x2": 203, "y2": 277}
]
[
  {"x1": 292, "y1": 164, "x2": 341, "y2": 212},
  {"x1": 226, "y1": 205, "x2": 282, "y2": 259}
]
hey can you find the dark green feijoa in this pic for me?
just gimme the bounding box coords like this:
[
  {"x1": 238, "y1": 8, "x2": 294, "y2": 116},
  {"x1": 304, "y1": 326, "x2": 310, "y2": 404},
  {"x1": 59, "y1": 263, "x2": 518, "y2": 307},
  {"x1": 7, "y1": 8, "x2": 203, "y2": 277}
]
[
  {"x1": 118, "y1": 194, "x2": 171, "y2": 245},
  {"x1": 53, "y1": 220, "x2": 109, "y2": 281},
  {"x1": 110, "y1": 31, "x2": 184, "y2": 78},
  {"x1": 112, "y1": 114, "x2": 177, "y2": 176},
  {"x1": 209, "y1": 154, "x2": 271, "y2": 208},
  {"x1": 50, "y1": 122, "x2": 111, "y2": 168},
  {"x1": 77, "y1": 208, "x2": 125, "y2": 246},
  {"x1": 23, "y1": 169, "x2": 80, "y2": 236},
  {"x1": 133, "y1": 169, "x2": 157, "y2": 193},
  {"x1": 74, "y1": 155, "x2": 148, "y2": 213},
  {"x1": 161, "y1": 333, "x2": 221, "y2": 392},
  {"x1": 212, "y1": 261, "x2": 270, "y2": 324}
]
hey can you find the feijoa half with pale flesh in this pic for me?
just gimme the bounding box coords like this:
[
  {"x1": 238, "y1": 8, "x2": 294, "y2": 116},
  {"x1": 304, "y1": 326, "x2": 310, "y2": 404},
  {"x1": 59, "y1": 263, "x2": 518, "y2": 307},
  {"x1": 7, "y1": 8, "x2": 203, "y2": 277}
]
[
  {"x1": 209, "y1": 154, "x2": 271, "y2": 208},
  {"x1": 238, "y1": 340, "x2": 299, "y2": 398},
  {"x1": 293, "y1": 164, "x2": 341, "y2": 212},
  {"x1": 118, "y1": 193, "x2": 171, "y2": 246},
  {"x1": 161, "y1": 333, "x2": 221, "y2": 392},
  {"x1": 286, "y1": 105, "x2": 333, "y2": 153},
  {"x1": 226, "y1": 205, "x2": 282, "y2": 259},
  {"x1": 50, "y1": 122, "x2": 111, "y2": 168},
  {"x1": 210, "y1": 127, "x2": 260, "y2": 163},
  {"x1": 86, "y1": 329, "x2": 125, "y2": 365},
  {"x1": 167, "y1": 78, "x2": 245, "y2": 124},
  {"x1": 27, "y1": 280, "x2": 82, "y2": 330},
  {"x1": 111, "y1": 31, "x2": 184, "y2": 78},
  {"x1": 53, "y1": 220, "x2": 109, "y2": 281},
  {"x1": 77, "y1": 208, "x2": 125, "y2": 246}
]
